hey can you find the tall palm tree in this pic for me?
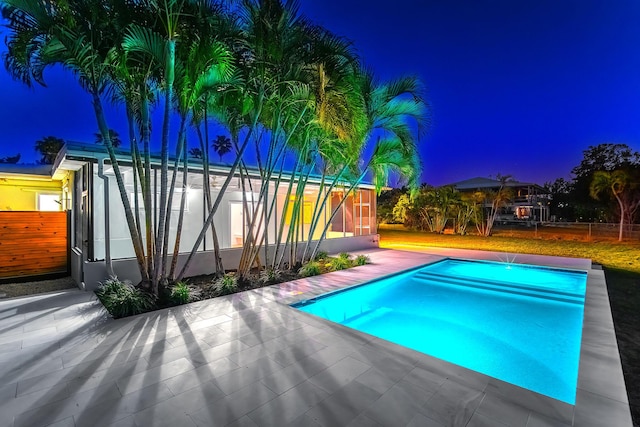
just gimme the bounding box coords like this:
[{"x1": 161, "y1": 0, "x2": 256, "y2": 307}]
[
  {"x1": 590, "y1": 170, "x2": 629, "y2": 241},
  {"x1": 305, "y1": 69, "x2": 429, "y2": 262}
]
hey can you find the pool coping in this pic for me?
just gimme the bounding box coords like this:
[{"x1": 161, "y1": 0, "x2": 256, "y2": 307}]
[{"x1": 280, "y1": 248, "x2": 632, "y2": 426}]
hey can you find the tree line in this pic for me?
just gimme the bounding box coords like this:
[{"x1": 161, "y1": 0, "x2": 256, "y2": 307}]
[
  {"x1": 1, "y1": 0, "x2": 428, "y2": 296},
  {"x1": 380, "y1": 143, "x2": 640, "y2": 241}
]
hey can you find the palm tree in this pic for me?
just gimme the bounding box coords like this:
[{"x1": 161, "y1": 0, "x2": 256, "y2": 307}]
[
  {"x1": 34, "y1": 136, "x2": 64, "y2": 164},
  {"x1": 305, "y1": 70, "x2": 429, "y2": 262},
  {"x1": 188, "y1": 147, "x2": 203, "y2": 159},
  {"x1": 472, "y1": 176, "x2": 513, "y2": 237},
  {"x1": 94, "y1": 129, "x2": 121, "y2": 148},
  {"x1": 0, "y1": 154, "x2": 20, "y2": 164},
  {"x1": 590, "y1": 170, "x2": 629, "y2": 241},
  {"x1": 212, "y1": 135, "x2": 232, "y2": 162}
]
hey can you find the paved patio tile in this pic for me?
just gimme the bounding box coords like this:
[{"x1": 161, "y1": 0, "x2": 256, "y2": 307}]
[
  {"x1": 421, "y1": 378, "x2": 485, "y2": 426},
  {"x1": 353, "y1": 367, "x2": 399, "y2": 395},
  {"x1": 13, "y1": 382, "x2": 121, "y2": 427},
  {"x1": 466, "y1": 412, "x2": 510, "y2": 427},
  {"x1": 346, "y1": 413, "x2": 384, "y2": 427},
  {"x1": 405, "y1": 413, "x2": 444, "y2": 427},
  {"x1": 227, "y1": 416, "x2": 260, "y2": 427},
  {"x1": 304, "y1": 380, "x2": 381, "y2": 427},
  {"x1": 248, "y1": 380, "x2": 329, "y2": 426},
  {"x1": 308, "y1": 356, "x2": 371, "y2": 394},
  {"x1": 573, "y1": 389, "x2": 633, "y2": 427},
  {"x1": 362, "y1": 379, "x2": 435, "y2": 427},
  {"x1": 213, "y1": 355, "x2": 286, "y2": 395},
  {"x1": 475, "y1": 393, "x2": 530, "y2": 427},
  {"x1": 162, "y1": 357, "x2": 239, "y2": 395},
  {"x1": 526, "y1": 412, "x2": 571, "y2": 427},
  {"x1": 115, "y1": 357, "x2": 196, "y2": 395},
  {"x1": 73, "y1": 382, "x2": 174, "y2": 427},
  {"x1": 189, "y1": 381, "x2": 277, "y2": 426},
  {"x1": 260, "y1": 355, "x2": 328, "y2": 395}
]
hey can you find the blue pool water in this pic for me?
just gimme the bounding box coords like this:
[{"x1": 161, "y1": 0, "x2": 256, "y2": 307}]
[{"x1": 293, "y1": 259, "x2": 587, "y2": 404}]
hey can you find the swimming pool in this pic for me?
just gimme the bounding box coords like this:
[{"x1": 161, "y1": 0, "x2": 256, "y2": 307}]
[{"x1": 293, "y1": 258, "x2": 587, "y2": 404}]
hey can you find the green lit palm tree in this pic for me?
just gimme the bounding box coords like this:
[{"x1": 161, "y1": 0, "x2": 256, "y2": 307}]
[
  {"x1": 590, "y1": 170, "x2": 629, "y2": 241},
  {"x1": 307, "y1": 70, "x2": 429, "y2": 261}
]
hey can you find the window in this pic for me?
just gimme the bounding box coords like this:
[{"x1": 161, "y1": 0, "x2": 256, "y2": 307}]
[{"x1": 38, "y1": 193, "x2": 62, "y2": 211}]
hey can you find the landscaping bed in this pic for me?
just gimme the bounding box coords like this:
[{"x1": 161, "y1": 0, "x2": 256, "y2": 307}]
[{"x1": 95, "y1": 252, "x2": 370, "y2": 319}]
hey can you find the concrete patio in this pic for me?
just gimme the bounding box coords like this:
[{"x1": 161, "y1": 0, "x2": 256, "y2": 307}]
[{"x1": 0, "y1": 248, "x2": 632, "y2": 427}]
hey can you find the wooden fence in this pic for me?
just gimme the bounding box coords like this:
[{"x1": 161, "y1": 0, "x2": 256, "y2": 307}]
[{"x1": 0, "y1": 211, "x2": 68, "y2": 279}]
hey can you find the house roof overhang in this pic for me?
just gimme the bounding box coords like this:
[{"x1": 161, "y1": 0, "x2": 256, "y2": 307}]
[
  {"x1": 52, "y1": 140, "x2": 378, "y2": 190},
  {"x1": 0, "y1": 164, "x2": 55, "y2": 181}
]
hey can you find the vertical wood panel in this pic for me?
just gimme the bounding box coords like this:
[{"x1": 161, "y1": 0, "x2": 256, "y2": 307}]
[{"x1": 0, "y1": 211, "x2": 68, "y2": 279}]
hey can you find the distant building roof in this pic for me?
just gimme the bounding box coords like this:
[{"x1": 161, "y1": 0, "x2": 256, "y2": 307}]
[{"x1": 445, "y1": 177, "x2": 545, "y2": 192}]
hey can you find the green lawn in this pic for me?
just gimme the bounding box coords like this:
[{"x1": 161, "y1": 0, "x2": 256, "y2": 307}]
[
  {"x1": 378, "y1": 225, "x2": 640, "y2": 425},
  {"x1": 379, "y1": 225, "x2": 640, "y2": 274}
]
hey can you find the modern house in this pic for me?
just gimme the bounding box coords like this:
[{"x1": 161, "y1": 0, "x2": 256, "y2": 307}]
[
  {"x1": 447, "y1": 177, "x2": 551, "y2": 222},
  {"x1": 0, "y1": 141, "x2": 379, "y2": 289}
]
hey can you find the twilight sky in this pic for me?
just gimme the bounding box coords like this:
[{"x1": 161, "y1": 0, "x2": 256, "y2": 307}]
[{"x1": 1, "y1": 0, "x2": 640, "y2": 186}]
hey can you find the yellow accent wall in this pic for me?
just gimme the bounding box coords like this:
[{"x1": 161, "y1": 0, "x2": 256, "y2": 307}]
[{"x1": 0, "y1": 178, "x2": 63, "y2": 211}]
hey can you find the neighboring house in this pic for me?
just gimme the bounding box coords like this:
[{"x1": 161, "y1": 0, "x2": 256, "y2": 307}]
[
  {"x1": 0, "y1": 141, "x2": 378, "y2": 289},
  {"x1": 447, "y1": 177, "x2": 550, "y2": 223},
  {"x1": 0, "y1": 164, "x2": 71, "y2": 280}
]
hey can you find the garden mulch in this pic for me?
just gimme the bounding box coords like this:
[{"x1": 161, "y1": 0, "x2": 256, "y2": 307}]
[{"x1": 0, "y1": 276, "x2": 77, "y2": 299}]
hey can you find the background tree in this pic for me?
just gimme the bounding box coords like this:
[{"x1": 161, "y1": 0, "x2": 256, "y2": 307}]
[
  {"x1": 570, "y1": 143, "x2": 640, "y2": 221},
  {"x1": 188, "y1": 147, "x2": 203, "y2": 159},
  {"x1": 0, "y1": 154, "x2": 20, "y2": 164},
  {"x1": 378, "y1": 187, "x2": 407, "y2": 223},
  {"x1": 474, "y1": 175, "x2": 513, "y2": 237},
  {"x1": 544, "y1": 178, "x2": 574, "y2": 221},
  {"x1": 212, "y1": 135, "x2": 232, "y2": 162},
  {"x1": 95, "y1": 129, "x2": 121, "y2": 148},
  {"x1": 590, "y1": 170, "x2": 630, "y2": 241},
  {"x1": 35, "y1": 136, "x2": 64, "y2": 164}
]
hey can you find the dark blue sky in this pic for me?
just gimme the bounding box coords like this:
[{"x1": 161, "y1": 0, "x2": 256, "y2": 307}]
[{"x1": 1, "y1": 0, "x2": 640, "y2": 186}]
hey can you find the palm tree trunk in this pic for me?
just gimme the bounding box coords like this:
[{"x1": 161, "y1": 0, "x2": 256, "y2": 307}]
[
  {"x1": 614, "y1": 191, "x2": 625, "y2": 242},
  {"x1": 140, "y1": 88, "x2": 154, "y2": 286},
  {"x1": 200, "y1": 105, "x2": 224, "y2": 276},
  {"x1": 170, "y1": 136, "x2": 189, "y2": 280},
  {"x1": 161, "y1": 116, "x2": 187, "y2": 281},
  {"x1": 153, "y1": 39, "x2": 176, "y2": 295},
  {"x1": 91, "y1": 93, "x2": 149, "y2": 284}
]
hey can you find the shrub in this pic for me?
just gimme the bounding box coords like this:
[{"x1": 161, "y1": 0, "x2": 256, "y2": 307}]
[
  {"x1": 338, "y1": 252, "x2": 351, "y2": 261},
  {"x1": 314, "y1": 251, "x2": 329, "y2": 261},
  {"x1": 328, "y1": 256, "x2": 351, "y2": 271},
  {"x1": 217, "y1": 273, "x2": 238, "y2": 295},
  {"x1": 299, "y1": 261, "x2": 321, "y2": 277},
  {"x1": 170, "y1": 282, "x2": 191, "y2": 305},
  {"x1": 260, "y1": 267, "x2": 282, "y2": 284},
  {"x1": 95, "y1": 277, "x2": 155, "y2": 318},
  {"x1": 355, "y1": 254, "x2": 370, "y2": 266}
]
